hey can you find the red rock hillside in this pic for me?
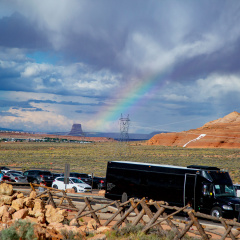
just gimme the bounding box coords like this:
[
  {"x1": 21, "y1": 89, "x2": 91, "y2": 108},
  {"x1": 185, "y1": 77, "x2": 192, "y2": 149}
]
[{"x1": 147, "y1": 111, "x2": 240, "y2": 148}]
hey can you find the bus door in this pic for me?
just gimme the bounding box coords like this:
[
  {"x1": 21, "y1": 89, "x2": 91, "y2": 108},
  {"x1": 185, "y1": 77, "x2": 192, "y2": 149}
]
[
  {"x1": 184, "y1": 174, "x2": 196, "y2": 210},
  {"x1": 199, "y1": 183, "x2": 214, "y2": 213}
]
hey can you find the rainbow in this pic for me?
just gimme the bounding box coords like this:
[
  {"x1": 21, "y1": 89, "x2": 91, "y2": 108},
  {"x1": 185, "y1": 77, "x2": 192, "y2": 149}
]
[{"x1": 91, "y1": 69, "x2": 170, "y2": 131}]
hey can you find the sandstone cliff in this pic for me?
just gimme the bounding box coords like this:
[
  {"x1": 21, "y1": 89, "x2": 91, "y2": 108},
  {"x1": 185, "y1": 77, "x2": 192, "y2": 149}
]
[{"x1": 147, "y1": 111, "x2": 240, "y2": 148}]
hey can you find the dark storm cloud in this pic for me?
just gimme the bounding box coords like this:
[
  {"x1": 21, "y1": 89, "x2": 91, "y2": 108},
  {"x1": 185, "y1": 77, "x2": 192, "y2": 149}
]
[
  {"x1": 1, "y1": 0, "x2": 240, "y2": 133},
  {"x1": 0, "y1": 12, "x2": 49, "y2": 49},
  {"x1": 0, "y1": 100, "x2": 32, "y2": 108},
  {"x1": 170, "y1": 40, "x2": 240, "y2": 82},
  {"x1": 30, "y1": 99, "x2": 107, "y2": 106},
  {"x1": 0, "y1": 112, "x2": 18, "y2": 117},
  {"x1": 21, "y1": 108, "x2": 44, "y2": 112}
]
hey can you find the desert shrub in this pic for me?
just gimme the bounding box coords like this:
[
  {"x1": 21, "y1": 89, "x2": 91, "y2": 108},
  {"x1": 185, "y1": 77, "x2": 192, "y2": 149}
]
[
  {"x1": 0, "y1": 219, "x2": 36, "y2": 240},
  {"x1": 106, "y1": 224, "x2": 197, "y2": 240},
  {"x1": 60, "y1": 229, "x2": 83, "y2": 240}
]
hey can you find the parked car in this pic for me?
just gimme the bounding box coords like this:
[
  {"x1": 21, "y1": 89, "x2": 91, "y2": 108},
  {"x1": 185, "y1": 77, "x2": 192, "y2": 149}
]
[
  {"x1": 0, "y1": 167, "x2": 10, "y2": 173},
  {"x1": 52, "y1": 177, "x2": 92, "y2": 193},
  {"x1": 91, "y1": 177, "x2": 106, "y2": 189},
  {"x1": 68, "y1": 172, "x2": 91, "y2": 185},
  {"x1": 52, "y1": 173, "x2": 62, "y2": 179},
  {"x1": 5, "y1": 170, "x2": 23, "y2": 175},
  {"x1": 2, "y1": 175, "x2": 14, "y2": 182},
  {"x1": 5, "y1": 172, "x2": 28, "y2": 183},
  {"x1": 23, "y1": 170, "x2": 54, "y2": 186},
  {"x1": 234, "y1": 184, "x2": 240, "y2": 197}
]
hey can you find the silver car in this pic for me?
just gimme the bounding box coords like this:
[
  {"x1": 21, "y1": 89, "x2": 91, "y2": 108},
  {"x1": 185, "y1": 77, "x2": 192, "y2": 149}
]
[{"x1": 5, "y1": 172, "x2": 28, "y2": 183}]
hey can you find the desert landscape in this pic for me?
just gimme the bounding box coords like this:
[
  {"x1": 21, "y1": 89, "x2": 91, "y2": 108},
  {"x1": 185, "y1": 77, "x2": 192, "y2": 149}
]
[
  {"x1": 0, "y1": 112, "x2": 240, "y2": 184},
  {"x1": 148, "y1": 111, "x2": 240, "y2": 148}
]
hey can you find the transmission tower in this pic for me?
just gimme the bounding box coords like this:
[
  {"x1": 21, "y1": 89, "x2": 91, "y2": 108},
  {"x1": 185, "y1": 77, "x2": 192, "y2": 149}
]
[{"x1": 115, "y1": 114, "x2": 131, "y2": 157}]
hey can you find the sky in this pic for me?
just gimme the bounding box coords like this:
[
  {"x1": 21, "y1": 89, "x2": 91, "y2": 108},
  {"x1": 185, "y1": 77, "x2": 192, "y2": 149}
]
[{"x1": 1, "y1": 0, "x2": 240, "y2": 134}]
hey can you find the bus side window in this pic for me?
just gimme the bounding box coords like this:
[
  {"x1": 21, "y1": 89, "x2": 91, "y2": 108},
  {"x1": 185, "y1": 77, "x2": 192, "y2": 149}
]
[{"x1": 203, "y1": 185, "x2": 209, "y2": 196}]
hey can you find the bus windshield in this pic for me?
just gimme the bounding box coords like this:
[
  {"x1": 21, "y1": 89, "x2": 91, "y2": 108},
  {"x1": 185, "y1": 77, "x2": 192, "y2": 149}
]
[{"x1": 214, "y1": 184, "x2": 236, "y2": 197}]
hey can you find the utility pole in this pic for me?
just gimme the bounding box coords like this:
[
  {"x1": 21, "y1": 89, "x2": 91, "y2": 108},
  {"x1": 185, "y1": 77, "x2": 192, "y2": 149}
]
[{"x1": 115, "y1": 114, "x2": 131, "y2": 157}]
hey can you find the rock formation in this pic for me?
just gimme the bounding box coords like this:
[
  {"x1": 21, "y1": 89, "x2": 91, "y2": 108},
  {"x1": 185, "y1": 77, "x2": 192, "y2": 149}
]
[
  {"x1": 68, "y1": 123, "x2": 84, "y2": 136},
  {"x1": 147, "y1": 111, "x2": 240, "y2": 148}
]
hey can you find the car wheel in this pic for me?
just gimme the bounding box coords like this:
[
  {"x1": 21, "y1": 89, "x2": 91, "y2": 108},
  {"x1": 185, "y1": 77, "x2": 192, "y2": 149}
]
[
  {"x1": 73, "y1": 187, "x2": 77, "y2": 193},
  {"x1": 210, "y1": 207, "x2": 222, "y2": 218},
  {"x1": 33, "y1": 179, "x2": 38, "y2": 184},
  {"x1": 52, "y1": 185, "x2": 58, "y2": 189}
]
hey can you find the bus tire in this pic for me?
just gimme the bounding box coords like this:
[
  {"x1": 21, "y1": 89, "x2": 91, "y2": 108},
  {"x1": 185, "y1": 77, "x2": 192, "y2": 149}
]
[{"x1": 210, "y1": 207, "x2": 222, "y2": 218}]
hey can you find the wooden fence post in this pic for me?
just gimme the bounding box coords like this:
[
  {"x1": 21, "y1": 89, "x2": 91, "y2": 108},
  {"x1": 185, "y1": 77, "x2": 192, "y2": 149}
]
[
  {"x1": 220, "y1": 218, "x2": 236, "y2": 240},
  {"x1": 84, "y1": 197, "x2": 101, "y2": 225},
  {"x1": 142, "y1": 205, "x2": 165, "y2": 233},
  {"x1": 188, "y1": 211, "x2": 209, "y2": 240}
]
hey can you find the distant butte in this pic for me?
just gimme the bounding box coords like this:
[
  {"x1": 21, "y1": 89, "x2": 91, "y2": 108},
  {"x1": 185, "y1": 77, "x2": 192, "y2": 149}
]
[
  {"x1": 147, "y1": 111, "x2": 240, "y2": 148},
  {"x1": 68, "y1": 124, "x2": 84, "y2": 136}
]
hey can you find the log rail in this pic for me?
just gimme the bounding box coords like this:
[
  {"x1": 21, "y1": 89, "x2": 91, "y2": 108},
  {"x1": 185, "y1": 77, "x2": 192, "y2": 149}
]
[{"x1": 25, "y1": 183, "x2": 240, "y2": 239}]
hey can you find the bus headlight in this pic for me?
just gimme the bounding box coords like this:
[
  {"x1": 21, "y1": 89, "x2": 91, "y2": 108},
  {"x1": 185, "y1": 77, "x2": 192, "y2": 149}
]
[{"x1": 222, "y1": 205, "x2": 233, "y2": 210}]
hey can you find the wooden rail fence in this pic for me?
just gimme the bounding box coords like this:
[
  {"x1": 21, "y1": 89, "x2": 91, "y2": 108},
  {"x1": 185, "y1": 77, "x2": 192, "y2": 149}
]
[{"x1": 27, "y1": 183, "x2": 240, "y2": 239}]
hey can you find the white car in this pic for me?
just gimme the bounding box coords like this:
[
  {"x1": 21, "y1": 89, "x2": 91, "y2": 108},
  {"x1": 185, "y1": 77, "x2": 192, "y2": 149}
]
[{"x1": 52, "y1": 177, "x2": 92, "y2": 193}]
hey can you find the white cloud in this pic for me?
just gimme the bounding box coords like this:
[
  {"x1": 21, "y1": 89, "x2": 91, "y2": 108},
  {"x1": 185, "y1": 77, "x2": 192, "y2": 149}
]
[
  {"x1": 0, "y1": 107, "x2": 72, "y2": 132},
  {"x1": 21, "y1": 63, "x2": 51, "y2": 77},
  {"x1": 196, "y1": 74, "x2": 240, "y2": 100}
]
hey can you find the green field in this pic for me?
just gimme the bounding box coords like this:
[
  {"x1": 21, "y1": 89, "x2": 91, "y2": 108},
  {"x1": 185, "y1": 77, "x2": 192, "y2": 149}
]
[{"x1": 0, "y1": 141, "x2": 240, "y2": 183}]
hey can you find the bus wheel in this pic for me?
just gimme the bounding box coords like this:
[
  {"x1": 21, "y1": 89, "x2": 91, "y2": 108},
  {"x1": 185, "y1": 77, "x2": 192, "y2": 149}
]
[
  {"x1": 121, "y1": 192, "x2": 128, "y2": 203},
  {"x1": 210, "y1": 207, "x2": 222, "y2": 218}
]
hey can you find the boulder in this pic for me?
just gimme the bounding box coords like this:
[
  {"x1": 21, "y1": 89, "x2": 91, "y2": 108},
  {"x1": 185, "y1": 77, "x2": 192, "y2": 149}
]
[
  {"x1": 2, "y1": 211, "x2": 11, "y2": 223},
  {"x1": 45, "y1": 205, "x2": 65, "y2": 223},
  {"x1": 35, "y1": 209, "x2": 44, "y2": 218},
  {"x1": 29, "y1": 191, "x2": 37, "y2": 199},
  {"x1": 23, "y1": 197, "x2": 34, "y2": 208},
  {"x1": 37, "y1": 215, "x2": 46, "y2": 224},
  {"x1": 57, "y1": 209, "x2": 68, "y2": 217},
  {"x1": 0, "y1": 183, "x2": 13, "y2": 196},
  {"x1": 11, "y1": 198, "x2": 24, "y2": 210},
  {"x1": 8, "y1": 207, "x2": 16, "y2": 215},
  {"x1": 0, "y1": 205, "x2": 9, "y2": 218},
  {"x1": 17, "y1": 193, "x2": 24, "y2": 198},
  {"x1": 87, "y1": 219, "x2": 98, "y2": 231},
  {"x1": 12, "y1": 209, "x2": 28, "y2": 220},
  {"x1": 25, "y1": 216, "x2": 38, "y2": 223},
  {"x1": 33, "y1": 199, "x2": 45, "y2": 211},
  {"x1": 96, "y1": 226, "x2": 110, "y2": 234},
  {"x1": 69, "y1": 218, "x2": 79, "y2": 227},
  {"x1": 0, "y1": 195, "x2": 13, "y2": 205}
]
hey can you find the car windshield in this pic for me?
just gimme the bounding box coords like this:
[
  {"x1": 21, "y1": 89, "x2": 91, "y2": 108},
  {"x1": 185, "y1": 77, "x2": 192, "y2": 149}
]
[
  {"x1": 71, "y1": 178, "x2": 84, "y2": 184},
  {"x1": 214, "y1": 184, "x2": 236, "y2": 197},
  {"x1": 11, "y1": 173, "x2": 23, "y2": 177}
]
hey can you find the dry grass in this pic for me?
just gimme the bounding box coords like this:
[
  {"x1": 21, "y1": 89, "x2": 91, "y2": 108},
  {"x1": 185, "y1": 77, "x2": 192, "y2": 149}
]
[{"x1": 0, "y1": 141, "x2": 240, "y2": 183}]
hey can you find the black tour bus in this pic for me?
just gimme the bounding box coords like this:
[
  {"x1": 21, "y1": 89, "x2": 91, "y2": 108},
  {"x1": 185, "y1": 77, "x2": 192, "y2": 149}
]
[{"x1": 105, "y1": 161, "x2": 240, "y2": 221}]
